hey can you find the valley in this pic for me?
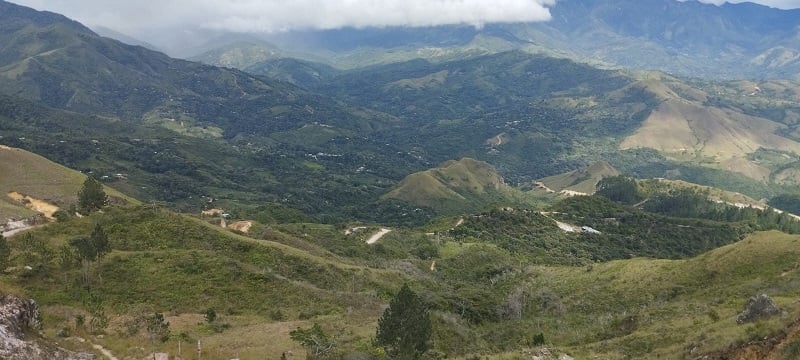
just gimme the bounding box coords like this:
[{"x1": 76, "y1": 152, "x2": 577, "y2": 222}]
[{"x1": 2, "y1": 0, "x2": 800, "y2": 359}]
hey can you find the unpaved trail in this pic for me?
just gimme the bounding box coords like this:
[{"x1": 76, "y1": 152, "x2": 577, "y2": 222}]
[
  {"x1": 555, "y1": 221, "x2": 576, "y2": 233},
  {"x1": 454, "y1": 218, "x2": 464, "y2": 227},
  {"x1": 366, "y1": 228, "x2": 392, "y2": 244},
  {"x1": 2, "y1": 225, "x2": 38, "y2": 237},
  {"x1": 487, "y1": 134, "x2": 505, "y2": 146},
  {"x1": 532, "y1": 181, "x2": 556, "y2": 193},
  {"x1": 344, "y1": 226, "x2": 367, "y2": 235},
  {"x1": 559, "y1": 189, "x2": 588, "y2": 197}
]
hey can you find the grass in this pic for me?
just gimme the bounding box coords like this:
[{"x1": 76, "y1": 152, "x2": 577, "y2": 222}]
[
  {"x1": 1, "y1": 205, "x2": 409, "y2": 357},
  {"x1": 522, "y1": 231, "x2": 800, "y2": 358},
  {"x1": 0, "y1": 146, "x2": 136, "y2": 219},
  {"x1": 5, "y1": 201, "x2": 800, "y2": 359},
  {"x1": 538, "y1": 161, "x2": 619, "y2": 194},
  {"x1": 383, "y1": 158, "x2": 542, "y2": 214}
]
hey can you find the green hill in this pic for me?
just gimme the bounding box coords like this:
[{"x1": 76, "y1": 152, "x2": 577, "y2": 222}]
[
  {"x1": 4, "y1": 0, "x2": 800, "y2": 222},
  {"x1": 382, "y1": 158, "x2": 541, "y2": 215},
  {"x1": 522, "y1": 230, "x2": 800, "y2": 359},
  {"x1": 0, "y1": 154, "x2": 797, "y2": 359},
  {"x1": 537, "y1": 161, "x2": 620, "y2": 195},
  {"x1": 0, "y1": 145, "x2": 132, "y2": 220}
]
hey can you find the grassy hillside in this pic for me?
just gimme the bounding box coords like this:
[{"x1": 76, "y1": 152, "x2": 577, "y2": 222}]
[
  {"x1": 616, "y1": 74, "x2": 800, "y2": 188},
  {"x1": 1, "y1": 194, "x2": 800, "y2": 359},
  {"x1": 382, "y1": 158, "x2": 546, "y2": 215},
  {"x1": 537, "y1": 161, "x2": 619, "y2": 195},
  {"x1": 491, "y1": 230, "x2": 800, "y2": 359},
  {"x1": 0, "y1": 146, "x2": 133, "y2": 219},
  {"x1": 1, "y1": 205, "x2": 407, "y2": 359}
]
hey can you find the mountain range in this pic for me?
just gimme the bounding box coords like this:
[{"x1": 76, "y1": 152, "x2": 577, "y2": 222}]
[
  {"x1": 5, "y1": 0, "x2": 800, "y2": 223},
  {"x1": 4, "y1": 0, "x2": 800, "y2": 358},
  {"x1": 186, "y1": 0, "x2": 800, "y2": 80}
]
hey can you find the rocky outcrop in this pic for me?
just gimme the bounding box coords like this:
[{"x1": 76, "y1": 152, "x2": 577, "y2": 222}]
[
  {"x1": 1, "y1": 215, "x2": 46, "y2": 237},
  {"x1": 736, "y1": 294, "x2": 781, "y2": 324},
  {"x1": 0, "y1": 293, "x2": 93, "y2": 360},
  {"x1": 527, "y1": 348, "x2": 574, "y2": 360}
]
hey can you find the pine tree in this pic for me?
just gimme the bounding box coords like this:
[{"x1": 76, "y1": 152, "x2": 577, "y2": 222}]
[
  {"x1": 77, "y1": 176, "x2": 108, "y2": 215},
  {"x1": 89, "y1": 224, "x2": 110, "y2": 259},
  {"x1": 374, "y1": 284, "x2": 431, "y2": 360},
  {"x1": 0, "y1": 235, "x2": 10, "y2": 271}
]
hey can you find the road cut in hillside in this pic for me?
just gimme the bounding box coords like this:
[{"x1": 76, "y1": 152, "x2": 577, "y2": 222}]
[{"x1": 366, "y1": 228, "x2": 392, "y2": 244}]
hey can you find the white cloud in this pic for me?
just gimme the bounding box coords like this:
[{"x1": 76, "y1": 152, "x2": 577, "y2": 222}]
[
  {"x1": 13, "y1": 0, "x2": 800, "y2": 37},
  {"x1": 12, "y1": 0, "x2": 557, "y2": 34}
]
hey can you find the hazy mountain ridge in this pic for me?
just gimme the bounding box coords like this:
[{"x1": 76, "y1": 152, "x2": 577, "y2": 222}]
[
  {"x1": 190, "y1": 0, "x2": 800, "y2": 80},
  {"x1": 3, "y1": 0, "x2": 800, "y2": 219}
]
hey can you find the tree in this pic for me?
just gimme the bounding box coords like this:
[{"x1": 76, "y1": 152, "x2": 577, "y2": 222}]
[
  {"x1": 374, "y1": 284, "x2": 431, "y2": 360},
  {"x1": 77, "y1": 176, "x2": 107, "y2": 214},
  {"x1": 0, "y1": 235, "x2": 10, "y2": 272},
  {"x1": 204, "y1": 308, "x2": 216, "y2": 324},
  {"x1": 89, "y1": 224, "x2": 110, "y2": 259},
  {"x1": 71, "y1": 224, "x2": 111, "y2": 263},
  {"x1": 290, "y1": 323, "x2": 336, "y2": 359},
  {"x1": 70, "y1": 224, "x2": 111, "y2": 288},
  {"x1": 596, "y1": 175, "x2": 642, "y2": 205},
  {"x1": 146, "y1": 312, "x2": 170, "y2": 359}
]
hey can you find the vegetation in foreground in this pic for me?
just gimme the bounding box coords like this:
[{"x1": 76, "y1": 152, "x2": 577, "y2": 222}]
[{"x1": 1, "y1": 183, "x2": 799, "y2": 359}]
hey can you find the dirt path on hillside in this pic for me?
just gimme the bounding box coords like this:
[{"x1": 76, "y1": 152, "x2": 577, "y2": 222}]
[
  {"x1": 366, "y1": 228, "x2": 392, "y2": 244},
  {"x1": 559, "y1": 189, "x2": 588, "y2": 197},
  {"x1": 344, "y1": 226, "x2": 367, "y2": 235},
  {"x1": 487, "y1": 134, "x2": 504, "y2": 146},
  {"x1": 533, "y1": 181, "x2": 556, "y2": 193},
  {"x1": 2, "y1": 225, "x2": 39, "y2": 238}
]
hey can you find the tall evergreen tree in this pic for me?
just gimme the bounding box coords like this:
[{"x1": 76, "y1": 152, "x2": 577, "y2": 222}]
[
  {"x1": 77, "y1": 176, "x2": 108, "y2": 215},
  {"x1": 0, "y1": 235, "x2": 10, "y2": 271},
  {"x1": 375, "y1": 284, "x2": 431, "y2": 360}
]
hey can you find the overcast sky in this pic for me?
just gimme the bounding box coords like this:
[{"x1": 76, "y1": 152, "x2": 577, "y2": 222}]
[{"x1": 11, "y1": 0, "x2": 800, "y2": 37}]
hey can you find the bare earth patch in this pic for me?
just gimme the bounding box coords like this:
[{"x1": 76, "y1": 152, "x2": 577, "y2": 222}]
[
  {"x1": 6, "y1": 191, "x2": 59, "y2": 219},
  {"x1": 227, "y1": 221, "x2": 253, "y2": 233}
]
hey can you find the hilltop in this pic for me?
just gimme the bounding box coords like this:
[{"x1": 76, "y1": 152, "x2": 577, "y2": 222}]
[
  {"x1": 382, "y1": 158, "x2": 540, "y2": 214},
  {"x1": 536, "y1": 161, "x2": 620, "y2": 195}
]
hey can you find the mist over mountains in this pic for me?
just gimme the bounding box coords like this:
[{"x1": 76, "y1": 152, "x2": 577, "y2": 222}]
[{"x1": 70, "y1": 0, "x2": 800, "y2": 79}]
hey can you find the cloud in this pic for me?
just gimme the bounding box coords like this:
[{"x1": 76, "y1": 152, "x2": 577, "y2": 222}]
[{"x1": 12, "y1": 0, "x2": 556, "y2": 34}]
